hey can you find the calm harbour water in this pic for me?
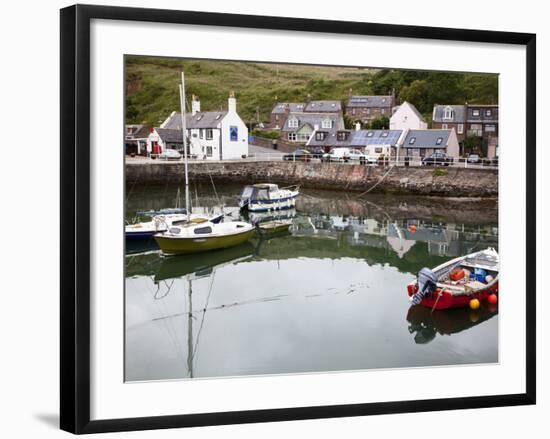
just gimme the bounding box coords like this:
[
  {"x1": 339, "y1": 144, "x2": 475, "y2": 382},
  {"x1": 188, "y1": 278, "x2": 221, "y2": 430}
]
[{"x1": 125, "y1": 182, "x2": 498, "y2": 381}]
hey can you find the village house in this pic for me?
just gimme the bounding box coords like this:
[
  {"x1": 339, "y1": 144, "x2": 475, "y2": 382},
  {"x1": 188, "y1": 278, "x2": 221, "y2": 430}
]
[
  {"x1": 344, "y1": 93, "x2": 395, "y2": 124},
  {"x1": 269, "y1": 100, "x2": 344, "y2": 143},
  {"x1": 400, "y1": 129, "x2": 460, "y2": 159},
  {"x1": 389, "y1": 101, "x2": 428, "y2": 130},
  {"x1": 125, "y1": 124, "x2": 151, "y2": 156},
  {"x1": 306, "y1": 125, "x2": 404, "y2": 157},
  {"x1": 432, "y1": 104, "x2": 498, "y2": 158},
  {"x1": 149, "y1": 93, "x2": 248, "y2": 160}
]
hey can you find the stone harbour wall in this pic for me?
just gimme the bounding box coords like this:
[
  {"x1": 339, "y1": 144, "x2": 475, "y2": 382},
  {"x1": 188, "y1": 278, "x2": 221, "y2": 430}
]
[{"x1": 125, "y1": 160, "x2": 498, "y2": 197}]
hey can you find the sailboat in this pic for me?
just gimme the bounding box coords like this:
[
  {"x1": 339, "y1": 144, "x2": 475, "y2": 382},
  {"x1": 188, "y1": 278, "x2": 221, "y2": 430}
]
[
  {"x1": 154, "y1": 72, "x2": 256, "y2": 255},
  {"x1": 126, "y1": 176, "x2": 224, "y2": 241}
]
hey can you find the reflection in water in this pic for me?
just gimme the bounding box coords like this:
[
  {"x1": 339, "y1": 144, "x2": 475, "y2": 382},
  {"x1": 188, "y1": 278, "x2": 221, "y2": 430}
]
[
  {"x1": 125, "y1": 183, "x2": 498, "y2": 381},
  {"x1": 406, "y1": 304, "x2": 498, "y2": 344}
]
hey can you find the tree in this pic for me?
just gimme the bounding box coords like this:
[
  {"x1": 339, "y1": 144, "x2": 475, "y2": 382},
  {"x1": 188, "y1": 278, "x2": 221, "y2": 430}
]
[
  {"x1": 343, "y1": 114, "x2": 358, "y2": 129},
  {"x1": 369, "y1": 115, "x2": 389, "y2": 129},
  {"x1": 463, "y1": 134, "x2": 482, "y2": 155},
  {"x1": 400, "y1": 80, "x2": 429, "y2": 113}
]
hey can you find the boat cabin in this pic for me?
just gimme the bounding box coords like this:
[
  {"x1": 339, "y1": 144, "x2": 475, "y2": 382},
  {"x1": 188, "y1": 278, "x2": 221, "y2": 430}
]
[{"x1": 240, "y1": 183, "x2": 280, "y2": 201}]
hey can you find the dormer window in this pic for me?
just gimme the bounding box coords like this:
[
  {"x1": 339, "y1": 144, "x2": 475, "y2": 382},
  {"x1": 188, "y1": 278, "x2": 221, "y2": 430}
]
[
  {"x1": 288, "y1": 117, "x2": 299, "y2": 128},
  {"x1": 315, "y1": 131, "x2": 327, "y2": 141},
  {"x1": 367, "y1": 131, "x2": 374, "y2": 137},
  {"x1": 409, "y1": 137, "x2": 416, "y2": 145},
  {"x1": 321, "y1": 118, "x2": 332, "y2": 129},
  {"x1": 215, "y1": 114, "x2": 221, "y2": 120},
  {"x1": 485, "y1": 109, "x2": 492, "y2": 117},
  {"x1": 436, "y1": 137, "x2": 443, "y2": 145},
  {"x1": 443, "y1": 106, "x2": 454, "y2": 120},
  {"x1": 472, "y1": 109, "x2": 480, "y2": 117},
  {"x1": 381, "y1": 132, "x2": 389, "y2": 138},
  {"x1": 337, "y1": 131, "x2": 349, "y2": 141}
]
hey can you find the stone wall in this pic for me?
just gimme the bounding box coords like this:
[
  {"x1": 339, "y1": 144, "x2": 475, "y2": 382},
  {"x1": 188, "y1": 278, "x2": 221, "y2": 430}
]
[{"x1": 126, "y1": 161, "x2": 498, "y2": 197}]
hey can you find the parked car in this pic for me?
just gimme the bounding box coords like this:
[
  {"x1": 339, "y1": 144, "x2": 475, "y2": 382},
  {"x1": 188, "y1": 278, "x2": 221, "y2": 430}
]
[
  {"x1": 158, "y1": 149, "x2": 182, "y2": 160},
  {"x1": 422, "y1": 152, "x2": 453, "y2": 166},
  {"x1": 466, "y1": 154, "x2": 482, "y2": 164},
  {"x1": 283, "y1": 149, "x2": 312, "y2": 162},
  {"x1": 347, "y1": 149, "x2": 370, "y2": 164},
  {"x1": 307, "y1": 147, "x2": 325, "y2": 159},
  {"x1": 322, "y1": 148, "x2": 350, "y2": 162}
]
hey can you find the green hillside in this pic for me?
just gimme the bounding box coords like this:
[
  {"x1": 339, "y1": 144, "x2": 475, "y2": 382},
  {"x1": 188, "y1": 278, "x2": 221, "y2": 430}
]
[{"x1": 125, "y1": 55, "x2": 498, "y2": 128}]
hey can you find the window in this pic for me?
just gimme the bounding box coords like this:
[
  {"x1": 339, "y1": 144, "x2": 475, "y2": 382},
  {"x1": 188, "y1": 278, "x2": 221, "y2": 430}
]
[
  {"x1": 472, "y1": 109, "x2": 480, "y2": 117},
  {"x1": 367, "y1": 131, "x2": 374, "y2": 137},
  {"x1": 288, "y1": 117, "x2": 299, "y2": 128},
  {"x1": 288, "y1": 133, "x2": 297, "y2": 141},
  {"x1": 375, "y1": 147, "x2": 383, "y2": 154},
  {"x1": 337, "y1": 131, "x2": 349, "y2": 141},
  {"x1": 206, "y1": 146, "x2": 213, "y2": 157},
  {"x1": 469, "y1": 124, "x2": 482, "y2": 136},
  {"x1": 436, "y1": 137, "x2": 443, "y2": 145},
  {"x1": 205, "y1": 129, "x2": 213, "y2": 140},
  {"x1": 485, "y1": 124, "x2": 496, "y2": 132},
  {"x1": 409, "y1": 137, "x2": 416, "y2": 145},
  {"x1": 199, "y1": 129, "x2": 204, "y2": 139},
  {"x1": 230, "y1": 126, "x2": 238, "y2": 141},
  {"x1": 321, "y1": 119, "x2": 332, "y2": 129},
  {"x1": 381, "y1": 109, "x2": 385, "y2": 114},
  {"x1": 485, "y1": 109, "x2": 492, "y2": 117},
  {"x1": 351, "y1": 109, "x2": 356, "y2": 115},
  {"x1": 297, "y1": 133, "x2": 310, "y2": 142},
  {"x1": 194, "y1": 226, "x2": 213, "y2": 235},
  {"x1": 381, "y1": 132, "x2": 389, "y2": 137},
  {"x1": 443, "y1": 106, "x2": 454, "y2": 120},
  {"x1": 457, "y1": 124, "x2": 464, "y2": 134},
  {"x1": 441, "y1": 123, "x2": 448, "y2": 129},
  {"x1": 315, "y1": 131, "x2": 326, "y2": 141},
  {"x1": 275, "y1": 114, "x2": 279, "y2": 121}
]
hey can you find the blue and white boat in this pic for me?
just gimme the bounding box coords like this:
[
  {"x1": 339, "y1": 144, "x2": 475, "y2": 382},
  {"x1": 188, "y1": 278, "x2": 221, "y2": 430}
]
[{"x1": 239, "y1": 183, "x2": 299, "y2": 212}]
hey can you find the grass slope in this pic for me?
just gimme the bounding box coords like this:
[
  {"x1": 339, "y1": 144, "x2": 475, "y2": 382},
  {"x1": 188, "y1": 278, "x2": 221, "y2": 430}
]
[{"x1": 125, "y1": 56, "x2": 498, "y2": 128}]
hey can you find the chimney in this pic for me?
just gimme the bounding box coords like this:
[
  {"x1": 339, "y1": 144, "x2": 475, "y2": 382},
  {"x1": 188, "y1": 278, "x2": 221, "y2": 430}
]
[
  {"x1": 191, "y1": 94, "x2": 201, "y2": 116},
  {"x1": 228, "y1": 90, "x2": 237, "y2": 113},
  {"x1": 355, "y1": 122, "x2": 361, "y2": 131},
  {"x1": 314, "y1": 124, "x2": 320, "y2": 131}
]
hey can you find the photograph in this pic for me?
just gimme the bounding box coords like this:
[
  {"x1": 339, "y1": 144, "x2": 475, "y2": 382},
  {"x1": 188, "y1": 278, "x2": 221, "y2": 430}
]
[{"x1": 124, "y1": 56, "x2": 500, "y2": 381}]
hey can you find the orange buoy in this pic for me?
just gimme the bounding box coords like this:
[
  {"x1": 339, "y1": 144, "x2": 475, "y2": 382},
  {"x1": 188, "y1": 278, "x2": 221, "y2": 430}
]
[
  {"x1": 409, "y1": 225, "x2": 417, "y2": 233},
  {"x1": 469, "y1": 298, "x2": 480, "y2": 310},
  {"x1": 488, "y1": 294, "x2": 498, "y2": 305}
]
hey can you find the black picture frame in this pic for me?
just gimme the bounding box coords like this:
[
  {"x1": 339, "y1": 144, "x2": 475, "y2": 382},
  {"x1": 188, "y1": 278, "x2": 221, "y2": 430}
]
[{"x1": 60, "y1": 4, "x2": 536, "y2": 434}]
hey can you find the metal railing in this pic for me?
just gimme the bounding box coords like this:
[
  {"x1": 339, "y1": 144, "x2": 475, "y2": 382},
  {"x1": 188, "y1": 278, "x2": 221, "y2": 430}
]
[{"x1": 127, "y1": 153, "x2": 499, "y2": 169}]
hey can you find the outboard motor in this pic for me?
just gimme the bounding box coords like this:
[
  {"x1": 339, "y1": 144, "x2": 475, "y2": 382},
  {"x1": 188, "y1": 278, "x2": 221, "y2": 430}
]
[{"x1": 411, "y1": 267, "x2": 437, "y2": 306}]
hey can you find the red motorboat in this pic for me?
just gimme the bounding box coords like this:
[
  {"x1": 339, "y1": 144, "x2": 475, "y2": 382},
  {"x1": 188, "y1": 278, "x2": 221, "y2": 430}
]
[{"x1": 407, "y1": 247, "x2": 499, "y2": 310}]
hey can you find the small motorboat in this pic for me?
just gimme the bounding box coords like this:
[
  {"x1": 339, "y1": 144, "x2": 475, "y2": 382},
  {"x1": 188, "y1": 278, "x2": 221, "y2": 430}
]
[
  {"x1": 239, "y1": 183, "x2": 299, "y2": 212},
  {"x1": 256, "y1": 219, "x2": 293, "y2": 236},
  {"x1": 125, "y1": 212, "x2": 223, "y2": 240},
  {"x1": 407, "y1": 247, "x2": 499, "y2": 310},
  {"x1": 154, "y1": 218, "x2": 256, "y2": 255}
]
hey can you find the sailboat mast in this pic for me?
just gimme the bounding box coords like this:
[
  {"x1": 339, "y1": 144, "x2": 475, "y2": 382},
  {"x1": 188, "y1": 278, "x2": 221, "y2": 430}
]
[{"x1": 179, "y1": 72, "x2": 190, "y2": 215}]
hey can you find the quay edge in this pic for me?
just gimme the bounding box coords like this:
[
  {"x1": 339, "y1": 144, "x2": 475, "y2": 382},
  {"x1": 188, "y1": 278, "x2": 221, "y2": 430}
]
[{"x1": 125, "y1": 161, "x2": 498, "y2": 197}]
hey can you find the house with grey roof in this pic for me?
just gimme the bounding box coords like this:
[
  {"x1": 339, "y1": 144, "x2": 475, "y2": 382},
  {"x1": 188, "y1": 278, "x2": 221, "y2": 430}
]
[
  {"x1": 401, "y1": 129, "x2": 460, "y2": 158},
  {"x1": 307, "y1": 127, "x2": 404, "y2": 158},
  {"x1": 345, "y1": 94, "x2": 395, "y2": 124},
  {"x1": 432, "y1": 104, "x2": 498, "y2": 158},
  {"x1": 125, "y1": 124, "x2": 151, "y2": 156},
  {"x1": 390, "y1": 102, "x2": 427, "y2": 130},
  {"x1": 283, "y1": 112, "x2": 344, "y2": 143},
  {"x1": 148, "y1": 93, "x2": 248, "y2": 160}
]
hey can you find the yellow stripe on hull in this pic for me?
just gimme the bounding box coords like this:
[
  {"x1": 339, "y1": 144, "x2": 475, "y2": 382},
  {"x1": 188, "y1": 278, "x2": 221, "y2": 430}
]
[{"x1": 155, "y1": 229, "x2": 257, "y2": 255}]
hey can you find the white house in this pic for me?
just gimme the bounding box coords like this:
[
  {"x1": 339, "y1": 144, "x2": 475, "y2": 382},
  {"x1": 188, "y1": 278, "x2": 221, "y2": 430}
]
[
  {"x1": 390, "y1": 101, "x2": 428, "y2": 130},
  {"x1": 155, "y1": 92, "x2": 249, "y2": 160}
]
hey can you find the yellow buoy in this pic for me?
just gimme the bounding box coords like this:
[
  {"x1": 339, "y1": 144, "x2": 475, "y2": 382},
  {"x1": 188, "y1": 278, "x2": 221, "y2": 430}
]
[{"x1": 469, "y1": 298, "x2": 480, "y2": 310}]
